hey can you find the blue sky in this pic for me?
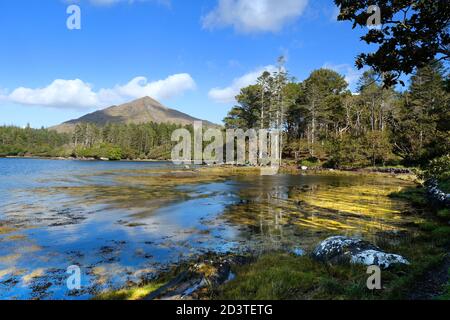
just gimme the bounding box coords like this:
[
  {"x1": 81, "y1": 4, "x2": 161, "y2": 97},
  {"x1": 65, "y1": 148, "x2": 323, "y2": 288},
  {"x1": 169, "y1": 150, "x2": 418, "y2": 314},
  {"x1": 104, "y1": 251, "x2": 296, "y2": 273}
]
[{"x1": 0, "y1": 0, "x2": 371, "y2": 128}]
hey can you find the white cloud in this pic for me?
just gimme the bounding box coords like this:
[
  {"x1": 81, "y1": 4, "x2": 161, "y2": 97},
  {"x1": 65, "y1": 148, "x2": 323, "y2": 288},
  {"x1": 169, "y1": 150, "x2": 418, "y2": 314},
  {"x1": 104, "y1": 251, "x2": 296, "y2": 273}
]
[
  {"x1": 208, "y1": 65, "x2": 276, "y2": 103},
  {"x1": 202, "y1": 0, "x2": 309, "y2": 33},
  {"x1": 2, "y1": 74, "x2": 196, "y2": 110},
  {"x1": 99, "y1": 74, "x2": 196, "y2": 105},
  {"x1": 8, "y1": 79, "x2": 99, "y2": 109},
  {"x1": 322, "y1": 63, "x2": 363, "y2": 90}
]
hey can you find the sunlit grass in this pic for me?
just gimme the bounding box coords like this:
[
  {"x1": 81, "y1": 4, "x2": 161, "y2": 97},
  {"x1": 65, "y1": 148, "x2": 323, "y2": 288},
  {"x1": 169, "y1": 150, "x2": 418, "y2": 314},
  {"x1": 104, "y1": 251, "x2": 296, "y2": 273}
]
[{"x1": 95, "y1": 282, "x2": 166, "y2": 300}]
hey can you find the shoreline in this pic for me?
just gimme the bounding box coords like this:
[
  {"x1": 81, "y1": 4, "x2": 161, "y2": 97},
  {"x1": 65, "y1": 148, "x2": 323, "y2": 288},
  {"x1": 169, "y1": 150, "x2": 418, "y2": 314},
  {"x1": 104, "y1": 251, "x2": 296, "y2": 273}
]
[
  {"x1": 1, "y1": 155, "x2": 418, "y2": 170},
  {"x1": 1, "y1": 155, "x2": 421, "y2": 182},
  {"x1": 2, "y1": 155, "x2": 172, "y2": 163}
]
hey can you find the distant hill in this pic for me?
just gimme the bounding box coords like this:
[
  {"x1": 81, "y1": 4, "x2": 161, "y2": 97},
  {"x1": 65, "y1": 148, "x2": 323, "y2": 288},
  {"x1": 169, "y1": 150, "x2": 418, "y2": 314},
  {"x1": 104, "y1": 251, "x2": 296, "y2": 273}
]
[{"x1": 51, "y1": 96, "x2": 217, "y2": 133}]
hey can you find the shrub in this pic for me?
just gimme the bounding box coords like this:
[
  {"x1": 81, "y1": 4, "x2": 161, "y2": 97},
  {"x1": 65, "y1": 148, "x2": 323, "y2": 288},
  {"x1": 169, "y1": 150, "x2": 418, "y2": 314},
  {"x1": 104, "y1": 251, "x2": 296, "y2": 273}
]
[{"x1": 423, "y1": 155, "x2": 450, "y2": 182}]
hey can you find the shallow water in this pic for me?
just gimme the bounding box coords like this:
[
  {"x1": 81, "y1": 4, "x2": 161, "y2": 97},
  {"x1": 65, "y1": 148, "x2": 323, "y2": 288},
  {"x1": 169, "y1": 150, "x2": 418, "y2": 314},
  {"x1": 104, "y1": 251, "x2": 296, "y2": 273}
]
[{"x1": 0, "y1": 158, "x2": 418, "y2": 299}]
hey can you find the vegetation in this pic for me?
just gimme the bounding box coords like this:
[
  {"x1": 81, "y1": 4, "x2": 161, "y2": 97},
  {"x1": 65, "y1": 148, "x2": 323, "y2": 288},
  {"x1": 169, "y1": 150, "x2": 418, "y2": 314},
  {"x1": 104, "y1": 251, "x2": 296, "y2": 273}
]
[
  {"x1": 215, "y1": 245, "x2": 445, "y2": 300},
  {"x1": 438, "y1": 270, "x2": 450, "y2": 300},
  {"x1": 95, "y1": 281, "x2": 166, "y2": 300},
  {"x1": 0, "y1": 125, "x2": 71, "y2": 157},
  {"x1": 0, "y1": 122, "x2": 189, "y2": 160},
  {"x1": 224, "y1": 59, "x2": 449, "y2": 169},
  {"x1": 423, "y1": 155, "x2": 450, "y2": 190},
  {"x1": 388, "y1": 186, "x2": 428, "y2": 207},
  {"x1": 335, "y1": 0, "x2": 450, "y2": 87}
]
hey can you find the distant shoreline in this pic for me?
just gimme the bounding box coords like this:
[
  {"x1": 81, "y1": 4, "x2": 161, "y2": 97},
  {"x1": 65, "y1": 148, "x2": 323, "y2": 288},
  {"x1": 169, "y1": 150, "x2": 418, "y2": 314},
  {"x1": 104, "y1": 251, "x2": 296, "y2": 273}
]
[
  {"x1": 2, "y1": 155, "x2": 172, "y2": 163},
  {"x1": 1, "y1": 156, "x2": 418, "y2": 177}
]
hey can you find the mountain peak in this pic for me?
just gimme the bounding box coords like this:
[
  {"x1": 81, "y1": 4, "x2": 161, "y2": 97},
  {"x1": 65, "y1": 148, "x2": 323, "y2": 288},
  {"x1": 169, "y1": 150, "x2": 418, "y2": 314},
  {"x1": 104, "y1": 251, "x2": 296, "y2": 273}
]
[{"x1": 51, "y1": 96, "x2": 217, "y2": 133}]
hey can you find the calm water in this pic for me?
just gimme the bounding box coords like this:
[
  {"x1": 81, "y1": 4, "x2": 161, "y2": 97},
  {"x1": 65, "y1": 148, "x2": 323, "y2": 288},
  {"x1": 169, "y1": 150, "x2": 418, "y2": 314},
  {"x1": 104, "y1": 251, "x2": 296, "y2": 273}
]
[{"x1": 0, "y1": 158, "x2": 417, "y2": 299}]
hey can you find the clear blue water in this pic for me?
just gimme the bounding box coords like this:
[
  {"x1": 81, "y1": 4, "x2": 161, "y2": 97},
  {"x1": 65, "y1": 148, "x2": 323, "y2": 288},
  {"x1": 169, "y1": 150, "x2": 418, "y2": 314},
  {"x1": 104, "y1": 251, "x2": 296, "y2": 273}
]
[{"x1": 0, "y1": 158, "x2": 244, "y2": 299}]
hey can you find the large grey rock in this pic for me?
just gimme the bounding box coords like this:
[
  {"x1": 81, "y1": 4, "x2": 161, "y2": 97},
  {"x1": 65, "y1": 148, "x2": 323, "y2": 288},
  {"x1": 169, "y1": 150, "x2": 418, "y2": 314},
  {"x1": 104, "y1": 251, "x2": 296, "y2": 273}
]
[{"x1": 312, "y1": 236, "x2": 409, "y2": 269}]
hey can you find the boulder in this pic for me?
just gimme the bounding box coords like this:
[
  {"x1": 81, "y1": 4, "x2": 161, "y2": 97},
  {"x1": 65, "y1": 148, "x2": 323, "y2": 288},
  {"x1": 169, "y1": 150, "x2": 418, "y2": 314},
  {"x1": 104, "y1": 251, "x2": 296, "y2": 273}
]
[{"x1": 312, "y1": 236, "x2": 409, "y2": 269}]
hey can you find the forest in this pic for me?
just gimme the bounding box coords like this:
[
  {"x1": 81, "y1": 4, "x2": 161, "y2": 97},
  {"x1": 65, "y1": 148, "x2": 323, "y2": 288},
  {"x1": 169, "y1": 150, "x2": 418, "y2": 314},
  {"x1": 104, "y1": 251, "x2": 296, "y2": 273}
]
[
  {"x1": 224, "y1": 60, "x2": 449, "y2": 169},
  {"x1": 0, "y1": 122, "x2": 185, "y2": 160}
]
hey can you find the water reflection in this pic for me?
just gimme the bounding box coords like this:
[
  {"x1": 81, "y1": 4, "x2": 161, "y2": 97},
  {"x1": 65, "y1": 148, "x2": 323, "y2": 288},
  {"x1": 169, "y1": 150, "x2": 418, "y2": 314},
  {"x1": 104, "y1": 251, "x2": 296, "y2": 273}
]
[{"x1": 0, "y1": 159, "x2": 418, "y2": 299}]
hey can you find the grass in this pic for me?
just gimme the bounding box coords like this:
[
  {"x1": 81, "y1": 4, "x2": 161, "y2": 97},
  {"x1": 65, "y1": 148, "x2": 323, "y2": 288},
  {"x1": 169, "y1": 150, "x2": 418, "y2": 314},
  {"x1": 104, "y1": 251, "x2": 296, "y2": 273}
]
[
  {"x1": 214, "y1": 253, "x2": 369, "y2": 300},
  {"x1": 438, "y1": 178, "x2": 450, "y2": 194},
  {"x1": 215, "y1": 236, "x2": 447, "y2": 300},
  {"x1": 95, "y1": 281, "x2": 166, "y2": 300},
  {"x1": 437, "y1": 208, "x2": 450, "y2": 220},
  {"x1": 437, "y1": 269, "x2": 450, "y2": 300},
  {"x1": 388, "y1": 186, "x2": 428, "y2": 206}
]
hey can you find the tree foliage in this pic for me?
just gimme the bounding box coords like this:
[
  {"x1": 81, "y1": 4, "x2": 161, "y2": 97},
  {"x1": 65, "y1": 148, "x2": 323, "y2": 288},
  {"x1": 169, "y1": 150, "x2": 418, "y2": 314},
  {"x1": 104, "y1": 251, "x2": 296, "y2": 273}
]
[
  {"x1": 223, "y1": 60, "x2": 449, "y2": 168},
  {"x1": 335, "y1": 0, "x2": 450, "y2": 86}
]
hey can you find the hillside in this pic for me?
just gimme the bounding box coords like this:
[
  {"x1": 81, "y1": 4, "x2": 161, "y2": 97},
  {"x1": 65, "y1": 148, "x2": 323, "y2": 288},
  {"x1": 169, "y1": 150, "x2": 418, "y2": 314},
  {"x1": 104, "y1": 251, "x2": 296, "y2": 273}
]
[{"x1": 51, "y1": 96, "x2": 217, "y2": 133}]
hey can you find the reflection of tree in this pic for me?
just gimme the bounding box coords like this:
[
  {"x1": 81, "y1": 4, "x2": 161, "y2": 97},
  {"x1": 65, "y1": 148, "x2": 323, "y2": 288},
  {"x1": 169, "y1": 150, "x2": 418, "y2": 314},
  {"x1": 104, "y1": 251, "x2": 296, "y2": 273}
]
[
  {"x1": 257, "y1": 186, "x2": 290, "y2": 251},
  {"x1": 223, "y1": 176, "x2": 415, "y2": 254}
]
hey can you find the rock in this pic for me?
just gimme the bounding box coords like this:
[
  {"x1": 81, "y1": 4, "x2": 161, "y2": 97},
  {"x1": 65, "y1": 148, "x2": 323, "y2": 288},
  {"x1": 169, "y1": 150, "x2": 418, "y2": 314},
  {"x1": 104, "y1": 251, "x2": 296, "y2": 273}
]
[
  {"x1": 350, "y1": 250, "x2": 409, "y2": 269},
  {"x1": 312, "y1": 236, "x2": 409, "y2": 269}
]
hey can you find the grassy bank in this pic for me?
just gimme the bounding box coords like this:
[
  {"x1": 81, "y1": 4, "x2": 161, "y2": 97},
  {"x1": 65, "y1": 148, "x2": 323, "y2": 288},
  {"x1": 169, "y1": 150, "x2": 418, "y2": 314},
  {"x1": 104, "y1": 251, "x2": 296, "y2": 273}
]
[
  {"x1": 93, "y1": 171, "x2": 449, "y2": 300},
  {"x1": 215, "y1": 210, "x2": 449, "y2": 300}
]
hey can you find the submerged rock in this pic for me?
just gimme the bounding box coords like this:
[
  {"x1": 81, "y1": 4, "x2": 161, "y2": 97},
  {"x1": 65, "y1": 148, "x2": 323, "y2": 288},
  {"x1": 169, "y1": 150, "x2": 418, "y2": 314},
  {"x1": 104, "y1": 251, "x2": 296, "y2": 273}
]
[{"x1": 312, "y1": 236, "x2": 409, "y2": 269}]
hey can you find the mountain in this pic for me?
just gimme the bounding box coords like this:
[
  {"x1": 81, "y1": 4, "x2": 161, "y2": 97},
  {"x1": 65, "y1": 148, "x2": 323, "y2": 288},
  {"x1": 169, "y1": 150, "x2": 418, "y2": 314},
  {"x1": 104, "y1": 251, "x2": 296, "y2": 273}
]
[{"x1": 51, "y1": 96, "x2": 217, "y2": 133}]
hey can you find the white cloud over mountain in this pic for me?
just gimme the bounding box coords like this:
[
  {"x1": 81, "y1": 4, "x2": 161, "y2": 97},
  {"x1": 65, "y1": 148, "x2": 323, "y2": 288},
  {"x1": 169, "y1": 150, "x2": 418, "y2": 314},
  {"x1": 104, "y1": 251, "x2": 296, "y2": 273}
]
[
  {"x1": 1, "y1": 74, "x2": 196, "y2": 110},
  {"x1": 208, "y1": 65, "x2": 277, "y2": 103},
  {"x1": 203, "y1": 0, "x2": 309, "y2": 33}
]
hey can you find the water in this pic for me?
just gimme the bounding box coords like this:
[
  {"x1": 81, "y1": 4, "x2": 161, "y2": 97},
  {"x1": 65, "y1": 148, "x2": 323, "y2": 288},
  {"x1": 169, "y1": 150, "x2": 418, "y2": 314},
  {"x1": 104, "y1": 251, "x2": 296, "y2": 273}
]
[{"x1": 0, "y1": 158, "x2": 417, "y2": 299}]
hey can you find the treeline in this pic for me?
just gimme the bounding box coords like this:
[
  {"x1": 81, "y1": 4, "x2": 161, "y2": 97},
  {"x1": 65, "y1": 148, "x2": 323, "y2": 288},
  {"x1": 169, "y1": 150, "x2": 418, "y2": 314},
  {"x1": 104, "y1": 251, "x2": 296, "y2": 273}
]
[
  {"x1": 71, "y1": 122, "x2": 185, "y2": 160},
  {"x1": 0, "y1": 125, "x2": 71, "y2": 157},
  {"x1": 0, "y1": 122, "x2": 188, "y2": 160},
  {"x1": 224, "y1": 58, "x2": 449, "y2": 168}
]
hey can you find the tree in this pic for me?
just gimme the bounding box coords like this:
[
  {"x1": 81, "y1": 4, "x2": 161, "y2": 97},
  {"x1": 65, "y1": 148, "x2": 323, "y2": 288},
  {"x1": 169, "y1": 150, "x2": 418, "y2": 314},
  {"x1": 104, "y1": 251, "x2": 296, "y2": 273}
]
[
  {"x1": 335, "y1": 0, "x2": 450, "y2": 86},
  {"x1": 392, "y1": 61, "x2": 450, "y2": 164},
  {"x1": 223, "y1": 85, "x2": 262, "y2": 129},
  {"x1": 303, "y1": 68, "x2": 348, "y2": 156},
  {"x1": 256, "y1": 71, "x2": 272, "y2": 130}
]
